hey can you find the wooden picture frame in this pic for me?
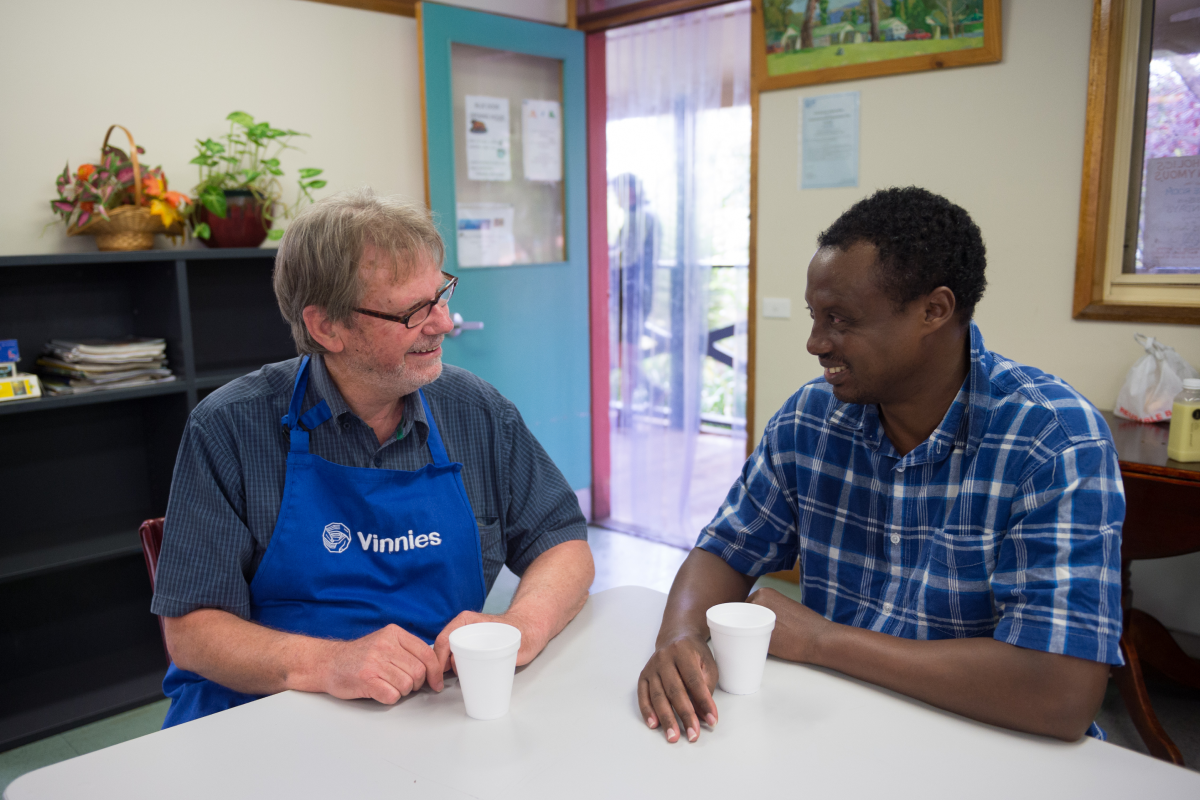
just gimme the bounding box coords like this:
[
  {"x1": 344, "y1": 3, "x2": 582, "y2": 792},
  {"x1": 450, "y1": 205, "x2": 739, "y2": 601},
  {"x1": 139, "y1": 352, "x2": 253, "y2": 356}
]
[{"x1": 752, "y1": 0, "x2": 1002, "y2": 92}]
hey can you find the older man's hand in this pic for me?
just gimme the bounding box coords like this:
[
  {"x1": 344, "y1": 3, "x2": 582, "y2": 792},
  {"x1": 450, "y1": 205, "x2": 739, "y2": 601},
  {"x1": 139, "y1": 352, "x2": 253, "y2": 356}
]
[
  {"x1": 318, "y1": 624, "x2": 444, "y2": 703},
  {"x1": 433, "y1": 609, "x2": 548, "y2": 676}
]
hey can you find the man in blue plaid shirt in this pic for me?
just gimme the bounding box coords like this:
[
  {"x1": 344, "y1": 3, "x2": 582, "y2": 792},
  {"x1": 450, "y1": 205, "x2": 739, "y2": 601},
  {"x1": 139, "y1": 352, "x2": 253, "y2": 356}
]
[{"x1": 638, "y1": 187, "x2": 1124, "y2": 745}]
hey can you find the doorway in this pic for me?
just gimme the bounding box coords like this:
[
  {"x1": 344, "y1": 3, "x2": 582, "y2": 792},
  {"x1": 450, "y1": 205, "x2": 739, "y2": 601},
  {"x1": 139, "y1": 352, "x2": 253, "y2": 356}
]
[{"x1": 600, "y1": 1, "x2": 751, "y2": 549}]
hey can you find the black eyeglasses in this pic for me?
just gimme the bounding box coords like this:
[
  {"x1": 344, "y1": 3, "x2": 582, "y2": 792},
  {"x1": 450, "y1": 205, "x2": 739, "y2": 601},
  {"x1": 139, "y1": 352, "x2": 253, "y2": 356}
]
[{"x1": 354, "y1": 272, "x2": 458, "y2": 329}]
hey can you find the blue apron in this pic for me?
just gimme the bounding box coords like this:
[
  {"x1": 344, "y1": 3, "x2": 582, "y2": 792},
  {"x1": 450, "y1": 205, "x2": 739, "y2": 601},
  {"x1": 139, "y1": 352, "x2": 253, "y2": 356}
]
[{"x1": 161, "y1": 356, "x2": 487, "y2": 727}]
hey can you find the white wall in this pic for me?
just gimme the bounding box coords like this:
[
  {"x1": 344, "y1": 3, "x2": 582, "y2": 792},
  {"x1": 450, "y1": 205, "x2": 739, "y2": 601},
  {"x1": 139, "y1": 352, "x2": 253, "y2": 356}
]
[
  {"x1": 448, "y1": 0, "x2": 567, "y2": 25},
  {"x1": 0, "y1": 0, "x2": 428, "y2": 256},
  {"x1": 0, "y1": 0, "x2": 570, "y2": 258},
  {"x1": 753, "y1": 0, "x2": 1200, "y2": 635}
]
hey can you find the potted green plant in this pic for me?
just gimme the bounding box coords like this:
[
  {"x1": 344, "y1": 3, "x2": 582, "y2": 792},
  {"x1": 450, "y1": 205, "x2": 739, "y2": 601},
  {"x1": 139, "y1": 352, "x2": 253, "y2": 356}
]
[{"x1": 190, "y1": 111, "x2": 327, "y2": 248}]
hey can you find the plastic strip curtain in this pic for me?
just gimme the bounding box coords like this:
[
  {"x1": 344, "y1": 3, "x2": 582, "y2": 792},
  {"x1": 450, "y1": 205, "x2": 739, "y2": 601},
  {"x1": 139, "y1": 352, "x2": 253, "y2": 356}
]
[{"x1": 605, "y1": 2, "x2": 750, "y2": 547}]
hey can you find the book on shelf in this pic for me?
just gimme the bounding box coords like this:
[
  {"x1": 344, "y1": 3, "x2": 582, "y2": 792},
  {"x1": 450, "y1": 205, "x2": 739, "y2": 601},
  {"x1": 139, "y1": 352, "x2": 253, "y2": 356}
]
[
  {"x1": 35, "y1": 337, "x2": 175, "y2": 396},
  {"x1": 39, "y1": 367, "x2": 173, "y2": 385},
  {"x1": 37, "y1": 359, "x2": 167, "y2": 377},
  {"x1": 44, "y1": 337, "x2": 167, "y2": 363},
  {"x1": 0, "y1": 373, "x2": 42, "y2": 403},
  {"x1": 39, "y1": 374, "x2": 176, "y2": 395}
]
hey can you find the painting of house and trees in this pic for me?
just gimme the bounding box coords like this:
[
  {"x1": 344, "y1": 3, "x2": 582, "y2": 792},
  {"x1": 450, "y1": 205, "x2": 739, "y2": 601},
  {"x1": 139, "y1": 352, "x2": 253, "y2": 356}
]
[{"x1": 754, "y1": 0, "x2": 1001, "y2": 90}]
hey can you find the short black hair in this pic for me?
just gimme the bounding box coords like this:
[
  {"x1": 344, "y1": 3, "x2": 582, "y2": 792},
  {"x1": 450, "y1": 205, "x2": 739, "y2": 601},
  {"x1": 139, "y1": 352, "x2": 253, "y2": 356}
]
[{"x1": 816, "y1": 186, "x2": 987, "y2": 319}]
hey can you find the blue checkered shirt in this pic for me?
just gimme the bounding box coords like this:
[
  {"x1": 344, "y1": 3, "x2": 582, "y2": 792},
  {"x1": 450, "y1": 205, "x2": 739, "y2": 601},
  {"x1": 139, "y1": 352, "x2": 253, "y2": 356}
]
[
  {"x1": 152, "y1": 355, "x2": 586, "y2": 619},
  {"x1": 698, "y1": 322, "x2": 1125, "y2": 669}
]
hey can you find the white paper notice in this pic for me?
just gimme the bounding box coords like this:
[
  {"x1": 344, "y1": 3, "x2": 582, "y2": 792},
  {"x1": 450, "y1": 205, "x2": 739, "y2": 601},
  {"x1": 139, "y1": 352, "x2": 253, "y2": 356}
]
[
  {"x1": 799, "y1": 92, "x2": 859, "y2": 190},
  {"x1": 1142, "y1": 155, "x2": 1200, "y2": 270},
  {"x1": 521, "y1": 99, "x2": 562, "y2": 183},
  {"x1": 465, "y1": 96, "x2": 511, "y2": 182},
  {"x1": 457, "y1": 203, "x2": 516, "y2": 267}
]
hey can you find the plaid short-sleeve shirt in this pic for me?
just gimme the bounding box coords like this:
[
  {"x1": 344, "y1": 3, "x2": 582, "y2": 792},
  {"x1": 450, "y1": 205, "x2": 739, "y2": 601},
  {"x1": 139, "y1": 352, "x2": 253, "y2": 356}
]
[{"x1": 698, "y1": 322, "x2": 1124, "y2": 666}]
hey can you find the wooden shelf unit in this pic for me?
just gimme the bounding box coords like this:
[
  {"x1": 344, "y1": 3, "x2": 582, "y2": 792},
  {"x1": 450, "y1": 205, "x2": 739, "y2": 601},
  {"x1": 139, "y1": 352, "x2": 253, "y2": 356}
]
[{"x1": 0, "y1": 248, "x2": 294, "y2": 751}]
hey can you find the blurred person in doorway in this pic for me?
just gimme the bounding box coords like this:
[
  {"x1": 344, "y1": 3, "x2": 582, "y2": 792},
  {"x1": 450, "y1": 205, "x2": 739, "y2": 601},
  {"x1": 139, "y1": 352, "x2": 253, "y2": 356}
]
[{"x1": 611, "y1": 173, "x2": 660, "y2": 426}]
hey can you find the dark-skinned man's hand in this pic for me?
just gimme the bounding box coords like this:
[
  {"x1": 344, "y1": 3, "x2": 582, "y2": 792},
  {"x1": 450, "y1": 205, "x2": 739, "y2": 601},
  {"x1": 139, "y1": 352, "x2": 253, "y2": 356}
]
[
  {"x1": 747, "y1": 586, "x2": 831, "y2": 663},
  {"x1": 637, "y1": 633, "x2": 720, "y2": 743}
]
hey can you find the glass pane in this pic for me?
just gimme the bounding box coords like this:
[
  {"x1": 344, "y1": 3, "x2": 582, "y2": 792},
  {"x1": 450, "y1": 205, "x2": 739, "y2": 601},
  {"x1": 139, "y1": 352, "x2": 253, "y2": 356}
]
[
  {"x1": 605, "y1": 2, "x2": 750, "y2": 547},
  {"x1": 451, "y1": 43, "x2": 565, "y2": 267},
  {"x1": 1128, "y1": 0, "x2": 1200, "y2": 274}
]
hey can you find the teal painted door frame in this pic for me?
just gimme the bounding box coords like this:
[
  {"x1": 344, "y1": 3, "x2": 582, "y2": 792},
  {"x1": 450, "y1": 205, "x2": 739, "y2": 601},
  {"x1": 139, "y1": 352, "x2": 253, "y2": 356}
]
[{"x1": 419, "y1": 2, "x2": 590, "y2": 490}]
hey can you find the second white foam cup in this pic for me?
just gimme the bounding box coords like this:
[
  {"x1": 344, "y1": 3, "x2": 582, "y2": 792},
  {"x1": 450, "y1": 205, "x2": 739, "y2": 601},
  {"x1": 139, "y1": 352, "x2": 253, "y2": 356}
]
[
  {"x1": 706, "y1": 602, "x2": 776, "y2": 695},
  {"x1": 448, "y1": 622, "x2": 522, "y2": 720}
]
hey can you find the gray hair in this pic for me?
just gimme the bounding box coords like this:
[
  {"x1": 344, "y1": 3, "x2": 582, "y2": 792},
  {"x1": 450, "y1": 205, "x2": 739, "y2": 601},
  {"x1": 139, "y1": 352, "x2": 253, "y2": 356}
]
[{"x1": 273, "y1": 188, "x2": 445, "y2": 355}]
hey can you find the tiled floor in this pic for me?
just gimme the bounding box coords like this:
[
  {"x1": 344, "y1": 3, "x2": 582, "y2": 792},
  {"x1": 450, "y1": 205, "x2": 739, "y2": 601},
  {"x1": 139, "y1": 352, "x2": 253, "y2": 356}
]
[
  {"x1": 1097, "y1": 671, "x2": 1200, "y2": 766},
  {"x1": 3, "y1": 527, "x2": 1197, "y2": 794},
  {"x1": 608, "y1": 429, "x2": 748, "y2": 549},
  {"x1": 0, "y1": 700, "x2": 170, "y2": 793},
  {"x1": 483, "y1": 526, "x2": 802, "y2": 613}
]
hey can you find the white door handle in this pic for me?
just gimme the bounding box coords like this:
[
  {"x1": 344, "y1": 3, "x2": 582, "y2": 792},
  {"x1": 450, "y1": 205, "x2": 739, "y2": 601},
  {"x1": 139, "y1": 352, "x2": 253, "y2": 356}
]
[{"x1": 449, "y1": 312, "x2": 484, "y2": 338}]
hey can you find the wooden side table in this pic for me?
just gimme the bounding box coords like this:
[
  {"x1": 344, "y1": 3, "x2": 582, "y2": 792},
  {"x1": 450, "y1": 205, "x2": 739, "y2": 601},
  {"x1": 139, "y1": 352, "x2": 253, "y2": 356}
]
[{"x1": 1103, "y1": 411, "x2": 1200, "y2": 765}]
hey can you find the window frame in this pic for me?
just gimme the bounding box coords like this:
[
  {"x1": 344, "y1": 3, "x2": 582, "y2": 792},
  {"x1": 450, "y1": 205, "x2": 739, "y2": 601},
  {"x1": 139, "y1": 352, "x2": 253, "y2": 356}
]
[{"x1": 1074, "y1": 0, "x2": 1200, "y2": 325}]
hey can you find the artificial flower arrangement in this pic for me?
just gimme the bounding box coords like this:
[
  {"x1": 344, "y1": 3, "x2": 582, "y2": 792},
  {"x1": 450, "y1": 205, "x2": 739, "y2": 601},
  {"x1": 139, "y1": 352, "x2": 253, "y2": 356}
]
[{"x1": 49, "y1": 125, "x2": 191, "y2": 251}]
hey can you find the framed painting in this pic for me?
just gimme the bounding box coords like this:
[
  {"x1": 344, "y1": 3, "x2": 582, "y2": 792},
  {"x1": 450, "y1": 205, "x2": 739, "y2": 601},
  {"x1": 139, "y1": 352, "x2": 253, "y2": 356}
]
[{"x1": 753, "y1": 0, "x2": 1002, "y2": 91}]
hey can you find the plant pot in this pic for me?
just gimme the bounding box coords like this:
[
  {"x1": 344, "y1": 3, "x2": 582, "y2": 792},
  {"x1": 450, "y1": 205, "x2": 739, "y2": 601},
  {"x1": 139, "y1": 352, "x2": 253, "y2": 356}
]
[{"x1": 198, "y1": 190, "x2": 271, "y2": 248}]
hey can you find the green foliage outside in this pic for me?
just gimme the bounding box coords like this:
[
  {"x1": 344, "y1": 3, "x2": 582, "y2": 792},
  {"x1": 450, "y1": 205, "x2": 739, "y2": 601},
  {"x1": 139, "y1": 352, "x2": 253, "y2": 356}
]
[
  {"x1": 701, "y1": 266, "x2": 747, "y2": 423},
  {"x1": 767, "y1": 36, "x2": 982, "y2": 75},
  {"x1": 609, "y1": 266, "x2": 747, "y2": 425}
]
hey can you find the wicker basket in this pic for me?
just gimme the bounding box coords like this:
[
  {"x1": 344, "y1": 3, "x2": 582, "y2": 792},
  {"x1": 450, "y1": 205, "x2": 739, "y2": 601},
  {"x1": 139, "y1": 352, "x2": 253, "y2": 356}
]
[{"x1": 68, "y1": 125, "x2": 183, "y2": 252}]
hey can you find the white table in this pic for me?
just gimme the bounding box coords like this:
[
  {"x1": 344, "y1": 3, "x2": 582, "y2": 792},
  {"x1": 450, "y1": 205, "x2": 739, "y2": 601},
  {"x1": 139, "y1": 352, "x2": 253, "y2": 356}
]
[{"x1": 8, "y1": 586, "x2": 1200, "y2": 799}]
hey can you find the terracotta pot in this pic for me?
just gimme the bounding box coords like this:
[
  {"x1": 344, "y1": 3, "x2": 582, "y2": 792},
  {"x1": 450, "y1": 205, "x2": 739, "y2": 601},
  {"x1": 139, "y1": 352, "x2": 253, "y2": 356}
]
[{"x1": 198, "y1": 190, "x2": 271, "y2": 248}]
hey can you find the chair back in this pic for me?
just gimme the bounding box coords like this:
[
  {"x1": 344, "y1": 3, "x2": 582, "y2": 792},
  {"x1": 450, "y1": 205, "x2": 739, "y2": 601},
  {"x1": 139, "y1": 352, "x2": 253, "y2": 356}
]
[{"x1": 139, "y1": 517, "x2": 168, "y2": 660}]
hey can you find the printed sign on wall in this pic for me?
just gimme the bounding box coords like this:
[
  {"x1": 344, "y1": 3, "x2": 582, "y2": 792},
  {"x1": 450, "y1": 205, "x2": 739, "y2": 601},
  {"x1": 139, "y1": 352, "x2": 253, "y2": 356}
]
[
  {"x1": 465, "y1": 95, "x2": 512, "y2": 181},
  {"x1": 799, "y1": 91, "x2": 859, "y2": 190},
  {"x1": 521, "y1": 99, "x2": 562, "y2": 183}
]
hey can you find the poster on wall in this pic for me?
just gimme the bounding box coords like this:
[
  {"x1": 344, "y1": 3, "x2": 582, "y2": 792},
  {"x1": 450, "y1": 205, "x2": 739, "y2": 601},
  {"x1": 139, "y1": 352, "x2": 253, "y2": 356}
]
[
  {"x1": 465, "y1": 96, "x2": 511, "y2": 181},
  {"x1": 521, "y1": 99, "x2": 562, "y2": 183},
  {"x1": 1142, "y1": 155, "x2": 1200, "y2": 271},
  {"x1": 799, "y1": 91, "x2": 859, "y2": 189},
  {"x1": 457, "y1": 203, "x2": 516, "y2": 267},
  {"x1": 753, "y1": 0, "x2": 1002, "y2": 92}
]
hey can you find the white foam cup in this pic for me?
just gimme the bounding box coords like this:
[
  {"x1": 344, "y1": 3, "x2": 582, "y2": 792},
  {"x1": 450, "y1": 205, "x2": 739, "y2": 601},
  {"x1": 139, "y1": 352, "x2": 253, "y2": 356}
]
[
  {"x1": 448, "y1": 622, "x2": 522, "y2": 720},
  {"x1": 706, "y1": 603, "x2": 776, "y2": 695}
]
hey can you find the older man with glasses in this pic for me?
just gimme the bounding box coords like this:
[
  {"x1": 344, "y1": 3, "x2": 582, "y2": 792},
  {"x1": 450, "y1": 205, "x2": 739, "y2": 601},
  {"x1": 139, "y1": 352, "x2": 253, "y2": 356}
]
[{"x1": 152, "y1": 188, "x2": 594, "y2": 727}]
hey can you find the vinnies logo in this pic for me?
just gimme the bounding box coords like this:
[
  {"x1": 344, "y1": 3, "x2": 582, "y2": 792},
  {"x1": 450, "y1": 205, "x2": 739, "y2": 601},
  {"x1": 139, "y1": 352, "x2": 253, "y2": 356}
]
[
  {"x1": 322, "y1": 523, "x2": 352, "y2": 553},
  {"x1": 322, "y1": 523, "x2": 442, "y2": 554}
]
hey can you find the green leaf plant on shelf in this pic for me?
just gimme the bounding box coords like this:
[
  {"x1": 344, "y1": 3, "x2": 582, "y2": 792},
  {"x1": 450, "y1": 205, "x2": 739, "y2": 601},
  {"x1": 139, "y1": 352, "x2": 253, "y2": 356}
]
[{"x1": 190, "y1": 111, "x2": 327, "y2": 248}]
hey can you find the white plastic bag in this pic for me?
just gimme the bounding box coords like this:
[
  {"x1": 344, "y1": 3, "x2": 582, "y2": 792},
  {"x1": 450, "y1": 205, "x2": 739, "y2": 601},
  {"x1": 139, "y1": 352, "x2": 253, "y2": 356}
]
[{"x1": 1114, "y1": 334, "x2": 1200, "y2": 422}]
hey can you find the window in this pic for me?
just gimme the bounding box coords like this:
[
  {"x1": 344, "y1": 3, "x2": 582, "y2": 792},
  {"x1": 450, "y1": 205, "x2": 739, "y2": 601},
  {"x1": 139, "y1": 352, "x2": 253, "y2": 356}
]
[{"x1": 1075, "y1": 0, "x2": 1200, "y2": 324}]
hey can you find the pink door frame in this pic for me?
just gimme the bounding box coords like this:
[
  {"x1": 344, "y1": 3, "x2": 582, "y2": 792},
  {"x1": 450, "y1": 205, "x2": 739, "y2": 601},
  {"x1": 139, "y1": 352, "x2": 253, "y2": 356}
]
[{"x1": 586, "y1": 31, "x2": 611, "y2": 521}]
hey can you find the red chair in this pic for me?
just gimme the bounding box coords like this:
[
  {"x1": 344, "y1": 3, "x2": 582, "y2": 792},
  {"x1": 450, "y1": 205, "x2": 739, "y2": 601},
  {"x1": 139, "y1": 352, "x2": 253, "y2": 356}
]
[{"x1": 139, "y1": 517, "x2": 170, "y2": 661}]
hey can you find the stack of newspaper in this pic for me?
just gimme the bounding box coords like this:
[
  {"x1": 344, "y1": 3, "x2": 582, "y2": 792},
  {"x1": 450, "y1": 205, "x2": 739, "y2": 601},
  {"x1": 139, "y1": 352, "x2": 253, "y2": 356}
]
[{"x1": 36, "y1": 337, "x2": 175, "y2": 395}]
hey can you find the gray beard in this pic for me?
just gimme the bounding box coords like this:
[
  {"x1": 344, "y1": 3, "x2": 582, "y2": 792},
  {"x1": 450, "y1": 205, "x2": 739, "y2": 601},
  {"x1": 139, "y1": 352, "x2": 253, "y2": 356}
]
[{"x1": 347, "y1": 337, "x2": 444, "y2": 398}]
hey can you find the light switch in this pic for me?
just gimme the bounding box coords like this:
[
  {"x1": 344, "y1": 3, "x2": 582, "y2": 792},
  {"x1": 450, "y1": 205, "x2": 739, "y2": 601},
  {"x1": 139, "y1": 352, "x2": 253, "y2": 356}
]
[{"x1": 762, "y1": 297, "x2": 791, "y2": 319}]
